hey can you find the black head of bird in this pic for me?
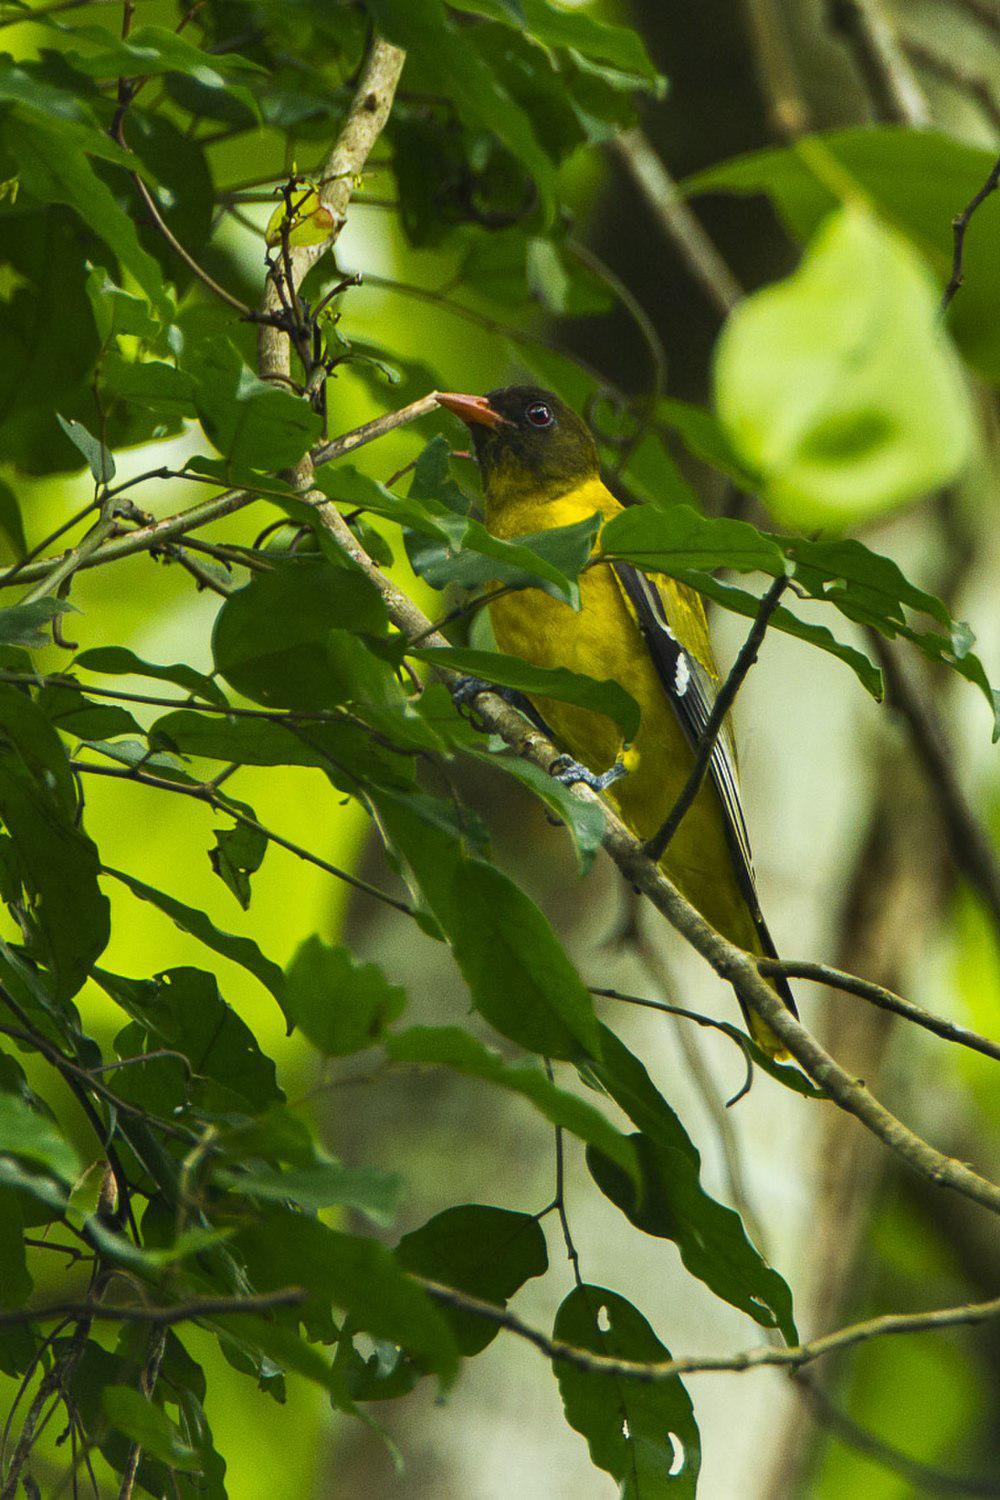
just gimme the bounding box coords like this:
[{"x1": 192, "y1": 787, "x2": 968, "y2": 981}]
[{"x1": 436, "y1": 385, "x2": 599, "y2": 503}]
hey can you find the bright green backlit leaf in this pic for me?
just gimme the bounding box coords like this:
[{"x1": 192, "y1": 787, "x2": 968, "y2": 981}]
[{"x1": 714, "y1": 206, "x2": 973, "y2": 528}]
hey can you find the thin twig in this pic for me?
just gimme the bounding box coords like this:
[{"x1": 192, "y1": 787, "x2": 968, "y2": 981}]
[
  {"x1": 792, "y1": 1370, "x2": 1000, "y2": 1497},
  {"x1": 739, "y1": 0, "x2": 811, "y2": 137},
  {"x1": 758, "y1": 957, "x2": 1000, "y2": 1063},
  {"x1": 590, "y1": 984, "x2": 756, "y2": 1100},
  {"x1": 0, "y1": 1290, "x2": 305, "y2": 1329},
  {"x1": 941, "y1": 152, "x2": 1000, "y2": 315},
  {"x1": 70, "y1": 759, "x2": 415, "y2": 917},
  {"x1": 544, "y1": 1060, "x2": 583, "y2": 1288},
  {"x1": 828, "y1": 0, "x2": 931, "y2": 125},
  {"x1": 608, "y1": 130, "x2": 744, "y2": 317},
  {"x1": 645, "y1": 575, "x2": 790, "y2": 863},
  {"x1": 871, "y1": 634, "x2": 1000, "y2": 937},
  {"x1": 901, "y1": 36, "x2": 1000, "y2": 131},
  {"x1": 413, "y1": 1279, "x2": 1000, "y2": 1382},
  {"x1": 257, "y1": 35, "x2": 406, "y2": 379}
]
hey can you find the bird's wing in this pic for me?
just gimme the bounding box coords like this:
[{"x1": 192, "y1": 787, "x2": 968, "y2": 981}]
[{"x1": 611, "y1": 562, "x2": 796, "y2": 1011}]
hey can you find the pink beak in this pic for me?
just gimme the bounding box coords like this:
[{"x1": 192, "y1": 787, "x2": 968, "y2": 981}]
[{"x1": 435, "y1": 391, "x2": 508, "y2": 430}]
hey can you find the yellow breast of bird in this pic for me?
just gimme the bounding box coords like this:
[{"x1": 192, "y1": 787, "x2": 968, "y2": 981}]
[{"x1": 486, "y1": 478, "x2": 758, "y2": 949}]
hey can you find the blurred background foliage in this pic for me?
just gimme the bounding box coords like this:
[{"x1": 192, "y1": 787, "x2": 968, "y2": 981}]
[{"x1": 0, "y1": 0, "x2": 997, "y2": 1495}]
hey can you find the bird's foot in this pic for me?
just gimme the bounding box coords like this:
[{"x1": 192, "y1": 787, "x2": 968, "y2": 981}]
[
  {"x1": 452, "y1": 675, "x2": 532, "y2": 715},
  {"x1": 550, "y1": 754, "x2": 628, "y2": 793}
]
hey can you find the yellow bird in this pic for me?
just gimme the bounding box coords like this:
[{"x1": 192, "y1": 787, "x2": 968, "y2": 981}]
[{"x1": 436, "y1": 385, "x2": 795, "y2": 1057}]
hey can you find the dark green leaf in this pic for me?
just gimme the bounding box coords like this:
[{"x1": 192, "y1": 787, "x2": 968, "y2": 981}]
[
  {"x1": 386, "y1": 1027, "x2": 635, "y2": 1176},
  {"x1": 284, "y1": 935, "x2": 406, "y2": 1056},
  {"x1": 186, "y1": 338, "x2": 323, "y2": 474},
  {"x1": 413, "y1": 645, "x2": 640, "y2": 743},
  {"x1": 233, "y1": 1208, "x2": 459, "y2": 1380},
  {"x1": 75, "y1": 645, "x2": 228, "y2": 706},
  {"x1": 104, "y1": 872, "x2": 289, "y2": 1023},
  {"x1": 0, "y1": 1091, "x2": 79, "y2": 1181},
  {"x1": 554, "y1": 1286, "x2": 700, "y2": 1498},
  {"x1": 366, "y1": 0, "x2": 555, "y2": 215},
  {"x1": 589, "y1": 1027, "x2": 797, "y2": 1342},
  {"x1": 95, "y1": 966, "x2": 282, "y2": 1115},
  {"x1": 598, "y1": 503, "x2": 785, "y2": 577},
  {"x1": 0, "y1": 480, "x2": 26, "y2": 559},
  {"x1": 210, "y1": 821, "x2": 267, "y2": 910},
  {"x1": 55, "y1": 412, "x2": 115, "y2": 483},
  {"x1": 102, "y1": 1386, "x2": 202, "y2": 1474},
  {"x1": 211, "y1": 559, "x2": 390, "y2": 712},
  {"x1": 397, "y1": 1205, "x2": 547, "y2": 1355},
  {"x1": 0, "y1": 1185, "x2": 31, "y2": 1309},
  {"x1": 0, "y1": 761, "x2": 109, "y2": 1000},
  {"x1": 215, "y1": 1160, "x2": 401, "y2": 1225},
  {"x1": 4, "y1": 111, "x2": 167, "y2": 309},
  {"x1": 452, "y1": 0, "x2": 661, "y2": 84},
  {"x1": 0, "y1": 598, "x2": 78, "y2": 649},
  {"x1": 470, "y1": 749, "x2": 605, "y2": 874}
]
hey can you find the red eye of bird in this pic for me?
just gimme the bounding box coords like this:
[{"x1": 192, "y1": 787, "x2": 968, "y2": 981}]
[{"x1": 525, "y1": 401, "x2": 553, "y2": 428}]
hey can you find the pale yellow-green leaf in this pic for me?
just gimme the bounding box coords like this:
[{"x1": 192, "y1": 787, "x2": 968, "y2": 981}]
[{"x1": 714, "y1": 205, "x2": 973, "y2": 529}]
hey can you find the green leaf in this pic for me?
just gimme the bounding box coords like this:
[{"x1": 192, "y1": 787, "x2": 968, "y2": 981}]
[
  {"x1": 406, "y1": 507, "x2": 600, "y2": 605},
  {"x1": 451, "y1": 0, "x2": 661, "y2": 84},
  {"x1": 0, "y1": 1185, "x2": 31, "y2": 1310},
  {"x1": 553, "y1": 1286, "x2": 700, "y2": 1498},
  {"x1": 186, "y1": 338, "x2": 323, "y2": 474},
  {"x1": 233, "y1": 1209, "x2": 459, "y2": 1380},
  {"x1": 214, "y1": 1161, "x2": 402, "y2": 1226},
  {"x1": 75, "y1": 645, "x2": 228, "y2": 706},
  {"x1": 386, "y1": 1027, "x2": 635, "y2": 1177},
  {"x1": 84, "y1": 264, "x2": 160, "y2": 343},
  {"x1": 3, "y1": 111, "x2": 167, "y2": 310},
  {"x1": 0, "y1": 480, "x2": 26, "y2": 559},
  {"x1": 94, "y1": 966, "x2": 282, "y2": 1115},
  {"x1": 210, "y1": 821, "x2": 267, "y2": 910},
  {"x1": 104, "y1": 871, "x2": 289, "y2": 1023},
  {"x1": 0, "y1": 1091, "x2": 79, "y2": 1182},
  {"x1": 0, "y1": 758, "x2": 109, "y2": 1000},
  {"x1": 102, "y1": 1386, "x2": 202, "y2": 1474},
  {"x1": 470, "y1": 750, "x2": 605, "y2": 874},
  {"x1": 683, "y1": 571, "x2": 884, "y2": 701},
  {"x1": 413, "y1": 645, "x2": 641, "y2": 743},
  {"x1": 284, "y1": 935, "x2": 406, "y2": 1056},
  {"x1": 366, "y1": 0, "x2": 555, "y2": 215},
  {"x1": 588, "y1": 1027, "x2": 797, "y2": 1342},
  {"x1": 714, "y1": 206, "x2": 973, "y2": 528},
  {"x1": 211, "y1": 559, "x2": 390, "y2": 712},
  {"x1": 397, "y1": 1205, "x2": 547, "y2": 1355},
  {"x1": 598, "y1": 503, "x2": 785, "y2": 576},
  {"x1": 0, "y1": 599, "x2": 77, "y2": 650},
  {"x1": 55, "y1": 413, "x2": 115, "y2": 484},
  {"x1": 685, "y1": 127, "x2": 1000, "y2": 382}
]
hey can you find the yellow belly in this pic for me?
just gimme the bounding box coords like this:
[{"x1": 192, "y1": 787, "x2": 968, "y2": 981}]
[{"x1": 489, "y1": 564, "x2": 759, "y2": 954}]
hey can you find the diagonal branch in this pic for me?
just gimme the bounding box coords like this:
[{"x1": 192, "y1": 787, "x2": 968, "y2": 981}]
[
  {"x1": 315, "y1": 498, "x2": 1000, "y2": 1217},
  {"x1": 257, "y1": 36, "x2": 406, "y2": 381},
  {"x1": 941, "y1": 152, "x2": 1000, "y2": 315}
]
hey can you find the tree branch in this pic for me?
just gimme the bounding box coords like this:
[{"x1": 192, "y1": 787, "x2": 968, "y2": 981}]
[
  {"x1": 71, "y1": 759, "x2": 414, "y2": 917},
  {"x1": 414, "y1": 1277, "x2": 1000, "y2": 1383},
  {"x1": 0, "y1": 1290, "x2": 305, "y2": 1329},
  {"x1": 607, "y1": 130, "x2": 743, "y2": 318},
  {"x1": 828, "y1": 0, "x2": 931, "y2": 125},
  {"x1": 645, "y1": 574, "x2": 791, "y2": 862},
  {"x1": 758, "y1": 957, "x2": 1000, "y2": 1064},
  {"x1": 314, "y1": 495, "x2": 1000, "y2": 1217},
  {"x1": 871, "y1": 634, "x2": 1000, "y2": 936},
  {"x1": 257, "y1": 35, "x2": 406, "y2": 381}
]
